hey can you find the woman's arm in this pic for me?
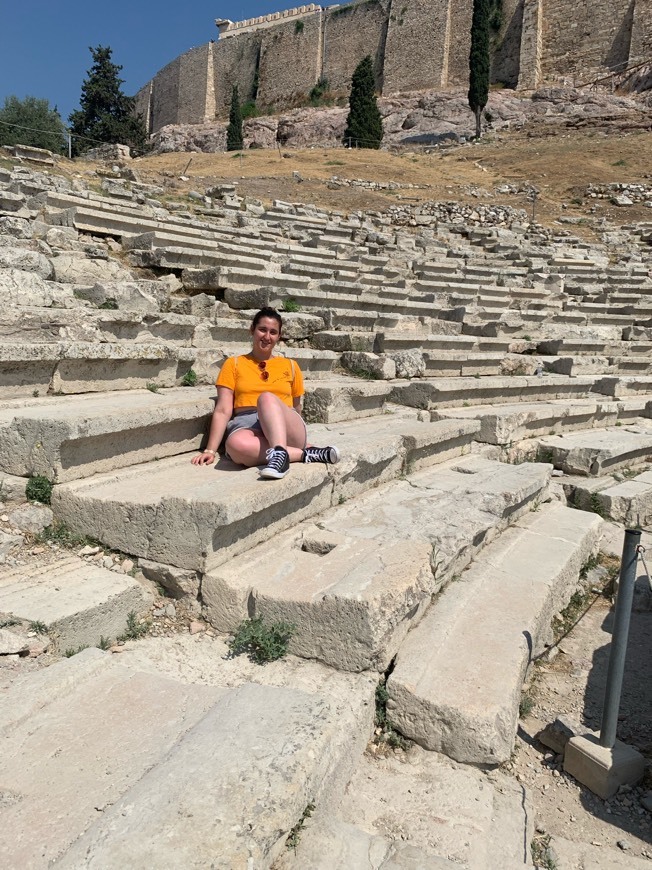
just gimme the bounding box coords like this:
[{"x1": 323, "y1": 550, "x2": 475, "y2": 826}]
[
  {"x1": 293, "y1": 397, "x2": 303, "y2": 416},
  {"x1": 191, "y1": 387, "x2": 234, "y2": 465}
]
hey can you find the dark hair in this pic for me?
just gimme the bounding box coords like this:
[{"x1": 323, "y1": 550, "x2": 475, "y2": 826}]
[{"x1": 251, "y1": 307, "x2": 282, "y2": 330}]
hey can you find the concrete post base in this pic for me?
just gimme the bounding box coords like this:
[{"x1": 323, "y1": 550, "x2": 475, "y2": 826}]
[{"x1": 564, "y1": 733, "x2": 647, "y2": 799}]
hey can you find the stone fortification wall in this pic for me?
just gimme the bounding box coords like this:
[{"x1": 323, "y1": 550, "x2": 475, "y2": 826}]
[
  {"x1": 382, "y1": 0, "x2": 450, "y2": 94},
  {"x1": 540, "y1": 0, "x2": 635, "y2": 83},
  {"x1": 134, "y1": 0, "x2": 651, "y2": 132},
  {"x1": 178, "y1": 44, "x2": 212, "y2": 124},
  {"x1": 631, "y1": 0, "x2": 652, "y2": 63},
  {"x1": 257, "y1": 10, "x2": 323, "y2": 110},
  {"x1": 212, "y1": 32, "x2": 262, "y2": 116},
  {"x1": 322, "y1": 1, "x2": 388, "y2": 92},
  {"x1": 134, "y1": 83, "x2": 152, "y2": 133},
  {"x1": 491, "y1": 0, "x2": 524, "y2": 88},
  {"x1": 446, "y1": 1, "x2": 473, "y2": 84}
]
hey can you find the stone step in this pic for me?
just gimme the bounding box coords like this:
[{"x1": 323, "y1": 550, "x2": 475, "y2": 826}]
[
  {"x1": 391, "y1": 374, "x2": 600, "y2": 410},
  {"x1": 387, "y1": 503, "x2": 603, "y2": 764},
  {"x1": 0, "y1": 341, "x2": 197, "y2": 398},
  {"x1": 0, "y1": 648, "x2": 373, "y2": 870},
  {"x1": 564, "y1": 468, "x2": 652, "y2": 526},
  {"x1": 51, "y1": 412, "x2": 479, "y2": 572},
  {"x1": 0, "y1": 386, "x2": 215, "y2": 482},
  {"x1": 0, "y1": 554, "x2": 152, "y2": 652},
  {"x1": 205, "y1": 456, "x2": 550, "y2": 672},
  {"x1": 434, "y1": 397, "x2": 652, "y2": 445},
  {"x1": 535, "y1": 423, "x2": 652, "y2": 476},
  {"x1": 302, "y1": 378, "x2": 393, "y2": 422},
  {"x1": 279, "y1": 748, "x2": 534, "y2": 869},
  {"x1": 547, "y1": 836, "x2": 650, "y2": 869}
]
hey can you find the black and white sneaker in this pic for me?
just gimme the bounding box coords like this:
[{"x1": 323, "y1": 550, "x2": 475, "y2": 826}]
[
  {"x1": 260, "y1": 445, "x2": 290, "y2": 479},
  {"x1": 302, "y1": 445, "x2": 341, "y2": 464}
]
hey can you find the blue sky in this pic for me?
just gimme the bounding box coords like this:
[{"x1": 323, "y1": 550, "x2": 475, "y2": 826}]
[{"x1": 1, "y1": 1, "x2": 311, "y2": 123}]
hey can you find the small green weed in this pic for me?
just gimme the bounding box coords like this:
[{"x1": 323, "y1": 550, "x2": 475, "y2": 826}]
[
  {"x1": 37, "y1": 522, "x2": 99, "y2": 550},
  {"x1": 26, "y1": 475, "x2": 53, "y2": 505},
  {"x1": 228, "y1": 617, "x2": 295, "y2": 664},
  {"x1": 522, "y1": 335, "x2": 532, "y2": 341},
  {"x1": 589, "y1": 492, "x2": 607, "y2": 518},
  {"x1": 29, "y1": 620, "x2": 49, "y2": 635},
  {"x1": 531, "y1": 835, "x2": 557, "y2": 870},
  {"x1": 538, "y1": 447, "x2": 555, "y2": 465},
  {"x1": 32, "y1": 389, "x2": 40, "y2": 397},
  {"x1": 286, "y1": 802, "x2": 315, "y2": 851},
  {"x1": 146, "y1": 382, "x2": 160, "y2": 393},
  {"x1": 294, "y1": 19, "x2": 304, "y2": 33},
  {"x1": 612, "y1": 159, "x2": 626, "y2": 167},
  {"x1": 615, "y1": 420, "x2": 622, "y2": 427},
  {"x1": 345, "y1": 366, "x2": 380, "y2": 380},
  {"x1": 373, "y1": 678, "x2": 411, "y2": 751},
  {"x1": 98, "y1": 298, "x2": 119, "y2": 310},
  {"x1": 118, "y1": 611, "x2": 149, "y2": 642},
  {"x1": 579, "y1": 553, "x2": 600, "y2": 579},
  {"x1": 325, "y1": 159, "x2": 345, "y2": 166},
  {"x1": 64, "y1": 645, "x2": 89, "y2": 657},
  {"x1": 281, "y1": 297, "x2": 301, "y2": 313},
  {"x1": 97, "y1": 635, "x2": 111, "y2": 651},
  {"x1": 241, "y1": 100, "x2": 259, "y2": 119},
  {"x1": 519, "y1": 691, "x2": 535, "y2": 718},
  {"x1": 181, "y1": 369, "x2": 198, "y2": 387},
  {"x1": 0, "y1": 617, "x2": 20, "y2": 629}
]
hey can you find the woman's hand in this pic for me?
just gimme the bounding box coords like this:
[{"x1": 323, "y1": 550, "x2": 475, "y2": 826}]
[{"x1": 191, "y1": 450, "x2": 216, "y2": 466}]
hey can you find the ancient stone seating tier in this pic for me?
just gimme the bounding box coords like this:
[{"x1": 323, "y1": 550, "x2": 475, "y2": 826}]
[{"x1": 1, "y1": 162, "x2": 652, "y2": 867}]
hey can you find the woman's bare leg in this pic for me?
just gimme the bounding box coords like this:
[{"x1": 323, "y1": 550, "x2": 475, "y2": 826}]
[
  {"x1": 256, "y1": 392, "x2": 306, "y2": 462},
  {"x1": 224, "y1": 430, "x2": 268, "y2": 467}
]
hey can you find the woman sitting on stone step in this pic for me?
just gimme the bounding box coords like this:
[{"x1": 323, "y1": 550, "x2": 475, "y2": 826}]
[{"x1": 191, "y1": 306, "x2": 340, "y2": 479}]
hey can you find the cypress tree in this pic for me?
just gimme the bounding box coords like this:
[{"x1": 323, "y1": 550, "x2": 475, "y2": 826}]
[
  {"x1": 69, "y1": 46, "x2": 147, "y2": 156},
  {"x1": 343, "y1": 56, "x2": 383, "y2": 150},
  {"x1": 226, "y1": 85, "x2": 244, "y2": 151},
  {"x1": 468, "y1": 0, "x2": 491, "y2": 139}
]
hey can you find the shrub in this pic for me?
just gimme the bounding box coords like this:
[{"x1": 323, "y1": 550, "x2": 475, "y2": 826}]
[
  {"x1": 281, "y1": 297, "x2": 300, "y2": 313},
  {"x1": 181, "y1": 369, "x2": 198, "y2": 387},
  {"x1": 228, "y1": 617, "x2": 295, "y2": 664},
  {"x1": 26, "y1": 475, "x2": 53, "y2": 505},
  {"x1": 98, "y1": 298, "x2": 118, "y2": 310}
]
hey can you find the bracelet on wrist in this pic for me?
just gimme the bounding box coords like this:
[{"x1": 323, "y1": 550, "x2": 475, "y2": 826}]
[{"x1": 203, "y1": 449, "x2": 216, "y2": 455}]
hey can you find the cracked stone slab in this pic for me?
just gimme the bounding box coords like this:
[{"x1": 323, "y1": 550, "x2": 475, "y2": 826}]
[
  {"x1": 536, "y1": 424, "x2": 652, "y2": 475},
  {"x1": 387, "y1": 503, "x2": 603, "y2": 764}
]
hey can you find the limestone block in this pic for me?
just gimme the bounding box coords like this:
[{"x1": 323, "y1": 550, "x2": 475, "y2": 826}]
[
  {"x1": 0, "y1": 529, "x2": 24, "y2": 561},
  {"x1": 52, "y1": 253, "x2": 133, "y2": 285},
  {"x1": 390, "y1": 348, "x2": 425, "y2": 379},
  {"x1": 44, "y1": 226, "x2": 79, "y2": 249},
  {"x1": 181, "y1": 266, "x2": 222, "y2": 292},
  {"x1": 0, "y1": 268, "x2": 75, "y2": 307},
  {"x1": 224, "y1": 286, "x2": 275, "y2": 309},
  {"x1": 342, "y1": 352, "x2": 396, "y2": 380},
  {"x1": 0, "y1": 555, "x2": 153, "y2": 651},
  {"x1": 0, "y1": 246, "x2": 53, "y2": 279},
  {"x1": 279, "y1": 312, "x2": 325, "y2": 340},
  {"x1": 8, "y1": 504, "x2": 53, "y2": 534},
  {"x1": 537, "y1": 427, "x2": 652, "y2": 476},
  {"x1": 76, "y1": 280, "x2": 169, "y2": 313},
  {"x1": 0, "y1": 473, "x2": 27, "y2": 505},
  {"x1": 0, "y1": 191, "x2": 26, "y2": 211},
  {"x1": 139, "y1": 559, "x2": 200, "y2": 599},
  {"x1": 303, "y1": 380, "x2": 393, "y2": 423},
  {"x1": 0, "y1": 627, "x2": 28, "y2": 655},
  {"x1": 0, "y1": 216, "x2": 33, "y2": 238}
]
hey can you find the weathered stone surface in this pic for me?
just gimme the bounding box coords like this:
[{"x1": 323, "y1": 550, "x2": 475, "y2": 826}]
[
  {"x1": 7, "y1": 503, "x2": 53, "y2": 533},
  {"x1": 536, "y1": 426, "x2": 652, "y2": 476},
  {"x1": 341, "y1": 351, "x2": 396, "y2": 380},
  {"x1": 0, "y1": 216, "x2": 33, "y2": 238},
  {"x1": 139, "y1": 559, "x2": 200, "y2": 599},
  {"x1": 0, "y1": 628, "x2": 28, "y2": 655},
  {"x1": 75, "y1": 280, "x2": 169, "y2": 312},
  {"x1": 0, "y1": 387, "x2": 215, "y2": 481},
  {"x1": 51, "y1": 253, "x2": 133, "y2": 285},
  {"x1": 303, "y1": 378, "x2": 393, "y2": 423},
  {"x1": 0, "y1": 555, "x2": 153, "y2": 651},
  {"x1": 0, "y1": 268, "x2": 75, "y2": 307},
  {"x1": 0, "y1": 529, "x2": 24, "y2": 560},
  {"x1": 0, "y1": 246, "x2": 53, "y2": 278},
  {"x1": 279, "y1": 312, "x2": 325, "y2": 340},
  {"x1": 547, "y1": 836, "x2": 650, "y2": 870},
  {"x1": 390, "y1": 348, "x2": 425, "y2": 379},
  {"x1": 387, "y1": 504, "x2": 603, "y2": 764}
]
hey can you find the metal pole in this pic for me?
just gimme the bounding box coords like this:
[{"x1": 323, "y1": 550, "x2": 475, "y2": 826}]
[
  {"x1": 67, "y1": 133, "x2": 72, "y2": 160},
  {"x1": 599, "y1": 528, "x2": 641, "y2": 748}
]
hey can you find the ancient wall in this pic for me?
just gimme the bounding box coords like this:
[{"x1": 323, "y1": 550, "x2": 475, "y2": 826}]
[
  {"x1": 178, "y1": 44, "x2": 212, "y2": 124},
  {"x1": 149, "y1": 57, "x2": 182, "y2": 132},
  {"x1": 382, "y1": 0, "x2": 450, "y2": 94},
  {"x1": 540, "y1": 0, "x2": 635, "y2": 83},
  {"x1": 134, "y1": 0, "x2": 651, "y2": 132},
  {"x1": 322, "y1": 0, "x2": 388, "y2": 92},
  {"x1": 631, "y1": 0, "x2": 652, "y2": 62},
  {"x1": 491, "y1": 0, "x2": 525, "y2": 88},
  {"x1": 257, "y1": 10, "x2": 323, "y2": 110},
  {"x1": 446, "y1": 0, "x2": 474, "y2": 85},
  {"x1": 212, "y1": 31, "x2": 262, "y2": 116}
]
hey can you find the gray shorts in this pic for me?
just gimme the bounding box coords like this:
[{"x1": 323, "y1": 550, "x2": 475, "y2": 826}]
[{"x1": 224, "y1": 410, "x2": 307, "y2": 458}]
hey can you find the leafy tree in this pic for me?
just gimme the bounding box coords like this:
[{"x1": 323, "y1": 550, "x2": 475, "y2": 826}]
[
  {"x1": 468, "y1": 0, "x2": 491, "y2": 139},
  {"x1": 226, "y1": 85, "x2": 244, "y2": 151},
  {"x1": 0, "y1": 96, "x2": 66, "y2": 154},
  {"x1": 343, "y1": 56, "x2": 383, "y2": 149},
  {"x1": 68, "y1": 45, "x2": 147, "y2": 155}
]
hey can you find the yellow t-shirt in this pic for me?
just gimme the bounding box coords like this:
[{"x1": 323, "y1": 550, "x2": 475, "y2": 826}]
[{"x1": 216, "y1": 354, "x2": 305, "y2": 410}]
